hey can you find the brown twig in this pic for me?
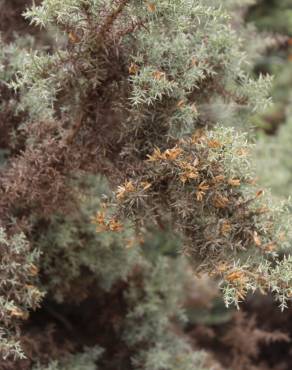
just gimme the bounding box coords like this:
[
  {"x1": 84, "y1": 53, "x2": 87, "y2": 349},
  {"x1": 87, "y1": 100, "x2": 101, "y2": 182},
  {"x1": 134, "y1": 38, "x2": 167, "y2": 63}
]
[
  {"x1": 97, "y1": 0, "x2": 130, "y2": 43},
  {"x1": 215, "y1": 83, "x2": 248, "y2": 106},
  {"x1": 65, "y1": 113, "x2": 84, "y2": 145},
  {"x1": 115, "y1": 18, "x2": 148, "y2": 40}
]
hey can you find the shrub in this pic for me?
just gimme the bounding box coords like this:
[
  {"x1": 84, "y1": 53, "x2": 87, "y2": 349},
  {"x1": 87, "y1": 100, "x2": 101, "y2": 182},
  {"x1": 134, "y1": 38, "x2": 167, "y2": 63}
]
[{"x1": 0, "y1": 0, "x2": 292, "y2": 368}]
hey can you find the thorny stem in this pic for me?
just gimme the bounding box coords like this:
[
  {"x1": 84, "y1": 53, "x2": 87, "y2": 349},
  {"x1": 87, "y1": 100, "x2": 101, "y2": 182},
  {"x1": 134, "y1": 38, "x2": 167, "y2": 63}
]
[
  {"x1": 65, "y1": 1, "x2": 132, "y2": 145},
  {"x1": 97, "y1": 0, "x2": 131, "y2": 44},
  {"x1": 115, "y1": 19, "x2": 148, "y2": 40}
]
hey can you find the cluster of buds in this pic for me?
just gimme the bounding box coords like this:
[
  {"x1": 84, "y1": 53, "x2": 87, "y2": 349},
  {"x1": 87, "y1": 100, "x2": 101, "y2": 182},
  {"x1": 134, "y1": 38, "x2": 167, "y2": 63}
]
[
  {"x1": 91, "y1": 210, "x2": 123, "y2": 233},
  {"x1": 147, "y1": 145, "x2": 183, "y2": 162}
]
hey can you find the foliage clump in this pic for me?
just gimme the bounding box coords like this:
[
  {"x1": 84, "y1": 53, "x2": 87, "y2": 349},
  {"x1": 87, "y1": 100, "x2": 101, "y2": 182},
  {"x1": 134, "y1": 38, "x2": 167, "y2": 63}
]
[
  {"x1": 114, "y1": 124, "x2": 292, "y2": 308},
  {"x1": 0, "y1": 228, "x2": 43, "y2": 360},
  {"x1": 32, "y1": 346, "x2": 104, "y2": 370}
]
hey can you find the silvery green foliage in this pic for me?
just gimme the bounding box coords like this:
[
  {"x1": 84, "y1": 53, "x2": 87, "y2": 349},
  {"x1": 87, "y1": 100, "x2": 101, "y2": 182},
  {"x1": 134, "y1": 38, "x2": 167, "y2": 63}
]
[
  {"x1": 0, "y1": 228, "x2": 43, "y2": 360},
  {"x1": 0, "y1": 330, "x2": 26, "y2": 361},
  {"x1": 12, "y1": 0, "x2": 271, "y2": 138},
  {"x1": 0, "y1": 34, "x2": 37, "y2": 166},
  {"x1": 0, "y1": 35, "x2": 35, "y2": 81},
  {"x1": 136, "y1": 341, "x2": 209, "y2": 370},
  {"x1": 37, "y1": 176, "x2": 142, "y2": 302},
  {"x1": 124, "y1": 257, "x2": 210, "y2": 370},
  {"x1": 33, "y1": 346, "x2": 104, "y2": 370},
  {"x1": 221, "y1": 255, "x2": 292, "y2": 311}
]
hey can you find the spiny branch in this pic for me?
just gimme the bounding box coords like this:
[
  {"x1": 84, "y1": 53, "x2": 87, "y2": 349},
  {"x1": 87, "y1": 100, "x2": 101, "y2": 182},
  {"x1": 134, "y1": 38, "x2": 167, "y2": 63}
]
[{"x1": 97, "y1": 0, "x2": 131, "y2": 43}]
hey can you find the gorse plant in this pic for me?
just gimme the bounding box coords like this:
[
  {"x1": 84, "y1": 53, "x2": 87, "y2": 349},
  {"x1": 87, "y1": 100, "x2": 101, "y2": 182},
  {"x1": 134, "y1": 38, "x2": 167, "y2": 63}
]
[{"x1": 0, "y1": 0, "x2": 292, "y2": 368}]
